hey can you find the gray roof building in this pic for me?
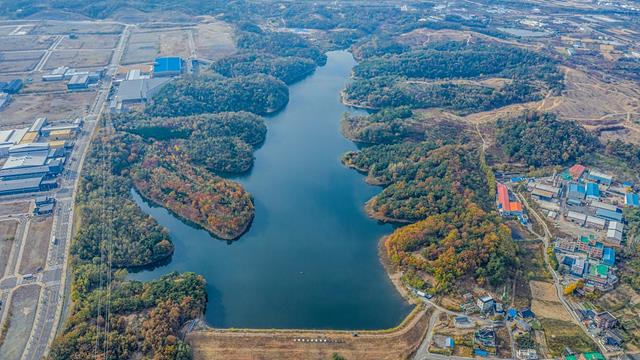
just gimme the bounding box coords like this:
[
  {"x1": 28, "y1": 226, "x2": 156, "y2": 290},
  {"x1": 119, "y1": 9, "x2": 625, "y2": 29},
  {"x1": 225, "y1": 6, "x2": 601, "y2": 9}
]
[
  {"x1": 115, "y1": 78, "x2": 171, "y2": 104},
  {"x1": 0, "y1": 176, "x2": 43, "y2": 195}
]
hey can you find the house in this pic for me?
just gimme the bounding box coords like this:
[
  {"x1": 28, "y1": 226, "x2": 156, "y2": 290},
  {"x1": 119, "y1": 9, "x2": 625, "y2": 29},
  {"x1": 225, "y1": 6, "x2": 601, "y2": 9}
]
[
  {"x1": 519, "y1": 308, "x2": 535, "y2": 319},
  {"x1": 516, "y1": 349, "x2": 538, "y2": 360},
  {"x1": 474, "y1": 327, "x2": 496, "y2": 347},
  {"x1": 594, "y1": 311, "x2": 618, "y2": 329},
  {"x1": 626, "y1": 193, "x2": 639, "y2": 207},
  {"x1": 571, "y1": 258, "x2": 586, "y2": 276},
  {"x1": 477, "y1": 295, "x2": 495, "y2": 313},
  {"x1": 588, "y1": 170, "x2": 613, "y2": 185},
  {"x1": 604, "y1": 329, "x2": 624, "y2": 347}
]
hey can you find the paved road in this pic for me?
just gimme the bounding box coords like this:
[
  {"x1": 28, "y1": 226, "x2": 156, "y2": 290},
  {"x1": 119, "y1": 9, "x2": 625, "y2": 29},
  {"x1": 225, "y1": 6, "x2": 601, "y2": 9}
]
[{"x1": 0, "y1": 22, "x2": 130, "y2": 360}]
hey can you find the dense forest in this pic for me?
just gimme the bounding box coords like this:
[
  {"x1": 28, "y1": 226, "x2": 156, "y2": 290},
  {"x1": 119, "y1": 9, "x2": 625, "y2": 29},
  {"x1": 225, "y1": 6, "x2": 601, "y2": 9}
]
[
  {"x1": 212, "y1": 53, "x2": 317, "y2": 85},
  {"x1": 50, "y1": 132, "x2": 207, "y2": 360},
  {"x1": 343, "y1": 136, "x2": 514, "y2": 292},
  {"x1": 146, "y1": 73, "x2": 289, "y2": 118},
  {"x1": 495, "y1": 111, "x2": 599, "y2": 167},
  {"x1": 343, "y1": 41, "x2": 563, "y2": 114}
]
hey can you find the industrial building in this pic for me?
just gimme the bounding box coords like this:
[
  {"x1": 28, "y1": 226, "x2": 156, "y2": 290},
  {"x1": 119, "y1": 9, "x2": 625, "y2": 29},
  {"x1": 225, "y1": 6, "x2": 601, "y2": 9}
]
[
  {"x1": 595, "y1": 208, "x2": 623, "y2": 222},
  {"x1": 110, "y1": 77, "x2": 171, "y2": 112},
  {"x1": 626, "y1": 192, "x2": 639, "y2": 207},
  {"x1": 496, "y1": 183, "x2": 523, "y2": 217},
  {"x1": 43, "y1": 66, "x2": 68, "y2": 81},
  {"x1": 67, "y1": 74, "x2": 89, "y2": 90},
  {"x1": 587, "y1": 170, "x2": 613, "y2": 185},
  {"x1": 153, "y1": 56, "x2": 184, "y2": 77}
]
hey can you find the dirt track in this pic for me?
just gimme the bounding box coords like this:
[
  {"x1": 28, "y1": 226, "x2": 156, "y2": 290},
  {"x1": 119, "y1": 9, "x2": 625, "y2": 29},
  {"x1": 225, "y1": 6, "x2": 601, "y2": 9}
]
[{"x1": 188, "y1": 307, "x2": 431, "y2": 360}]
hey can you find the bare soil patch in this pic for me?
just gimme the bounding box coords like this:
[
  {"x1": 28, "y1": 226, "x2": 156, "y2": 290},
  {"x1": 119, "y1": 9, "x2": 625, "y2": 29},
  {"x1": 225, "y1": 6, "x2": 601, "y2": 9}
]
[
  {"x1": 529, "y1": 281, "x2": 573, "y2": 322},
  {"x1": 188, "y1": 308, "x2": 431, "y2": 360},
  {"x1": 0, "y1": 92, "x2": 95, "y2": 127},
  {"x1": 0, "y1": 220, "x2": 18, "y2": 277},
  {"x1": 31, "y1": 22, "x2": 123, "y2": 35},
  {"x1": 43, "y1": 49, "x2": 113, "y2": 70},
  {"x1": 0, "y1": 284, "x2": 41, "y2": 360},
  {"x1": 19, "y1": 216, "x2": 52, "y2": 275},
  {"x1": 0, "y1": 35, "x2": 55, "y2": 51},
  {"x1": 0, "y1": 202, "x2": 29, "y2": 216},
  {"x1": 123, "y1": 29, "x2": 191, "y2": 65},
  {"x1": 57, "y1": 34, "x2": 119, "y2": 50},
  {"x1": 194, "y1": 21, "x2": 236, "y2": 60}
]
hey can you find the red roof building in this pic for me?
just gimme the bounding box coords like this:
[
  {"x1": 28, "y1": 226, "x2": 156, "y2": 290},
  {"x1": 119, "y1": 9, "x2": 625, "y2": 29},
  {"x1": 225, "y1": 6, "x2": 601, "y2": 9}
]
[
  {"x1": 497, "y1": 183, "x2": 523, "y2": 215},
  {"x1": 569, "y1": 164, "x2": 587, "y2": 180}
]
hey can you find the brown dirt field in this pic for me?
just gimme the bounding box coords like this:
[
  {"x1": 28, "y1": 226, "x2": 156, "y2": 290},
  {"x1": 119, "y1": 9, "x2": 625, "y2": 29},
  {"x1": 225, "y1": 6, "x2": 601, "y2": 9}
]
[
  {"x1": 18, "y1": 216, "x2": 52, "y2": 275},
  {"x1": 57, "y1": 34, "x2": 119, "y2": 50},
  {"x1": 0, "y1": 92, "x2": 95, "y2": 127},
  {"x1": 194, "y1": 21, "x2": 236, "y2": 60},
  {"x1": 396, "y1": 28, "x2": 528, "y2": 49},
  {"x1": 43, "y1": 49, "x2": 113, "y2": 70},
  {"x1": 123, "y1": 29, "x2": 191, "y2": 65},
  {"x1": 0, "y1": 51, "x2": 44, "y2": 61},
  {"x1": 31, "y1": 22, "x2": 124, "y2": 35},
  {"x1": 0, "y1": 35, "x2": 55, "y2": 51},
  {"x1": 529, "y1": 281, "x2": 573, "y2": 322},
  {"x1": 0, "y1": 202, "x2": 29, "y2": 216},
  {"x1": 188, "y1": 307, "x2": 431, "y2": 360},
  {"x1": 0, "y1": 59, "x2": 39, "y2": 73},
  {"x1": 0, "y1": 220, "x2": 18, "y2": 277},
  {"x1": 0, "y1": 284, "x2": 41, "y2": 360}
]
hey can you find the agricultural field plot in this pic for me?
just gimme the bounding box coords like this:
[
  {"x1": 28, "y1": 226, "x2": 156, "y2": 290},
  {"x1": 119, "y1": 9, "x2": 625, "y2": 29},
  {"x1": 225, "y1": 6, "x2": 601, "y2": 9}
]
[
  {"x1": 595, "y1": 284, "x2": 640, "y2": 350},
  {"x1": 0, "y1": 284, "x2": 41, "y2": 360},
  {"x1": 0, "y1": 220, "x2": 19, "y2": 277},
  {"x1": 123, "y1": 29, "x2": 191, "y2": 65},
  {"x1": 0, "y1": 50, "x2": 44, "y2": 61},
  {"x1": 539, "y1": 318, "x2": 596, "y2": 357},
  {"x1": 43, "y1": 49, "x2": 113, "y2": 70},
  {"x1": 529, "y1": 281, "x2": 573, "y2": 322},
  {"x1": 57, "y1": 34, "x2": 120, "y2": 50},
  {"x1": 18, "y1": 216, "x2": 52, "y2": 275},
  {"x1": 30, "y1": 21, "x2": 124, "y2": 35},
  {"x1": 194, "y1": 21, "x2": 236, "y2": 60},
  {"x1": 0, "y1": 35, "x2": 55, "y2": 51},
  {"x1": 0, "y1": 92, "x2": 95, "y2": 127}
]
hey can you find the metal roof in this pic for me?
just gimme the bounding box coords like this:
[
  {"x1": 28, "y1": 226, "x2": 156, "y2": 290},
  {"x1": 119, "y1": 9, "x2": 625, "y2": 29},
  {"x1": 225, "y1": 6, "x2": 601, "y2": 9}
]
[
  {"x1": 2, "y1": 151, "x2": 49, "y2": 170},
  {"x1": 116, "y1": 78, "x2": 171, "y2": 102},
  {"x1": 153, "y1": 57, "x2": 183, "y2": 73},
  {"x1": 0, "y1": 176, "x2": 42, "y2": 194},
  {"x1": 595, "y1": 208, "x2": 623, "y2": 222}
]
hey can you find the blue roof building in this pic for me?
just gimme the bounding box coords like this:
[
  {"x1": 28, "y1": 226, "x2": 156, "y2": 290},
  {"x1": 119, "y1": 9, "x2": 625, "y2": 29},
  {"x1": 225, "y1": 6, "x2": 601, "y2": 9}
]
[
  {"x1": 153, "y1": 57, "x2": 183, "y2": 77},
  {"x1": 603, "y1": 248, "x2": 616, "y2": 266},
  {"x1": 445, "y1": 337, "x2": 455, "y2": 348},
  {"x1": 506, "y1": 308, "x2": 517, "y2": 320},
  {"x1": 568, "y1": 183, "x2": 586, "y2": 200},
  {"x1": 586, "y1": 183, "x2": 600, "y2": 199},
  {"x1": 626, "y1": 193, "x2": 639, "y2": 207},
  {"x1": 595, "y1": 208, "x2": 623, "y2": 222}
]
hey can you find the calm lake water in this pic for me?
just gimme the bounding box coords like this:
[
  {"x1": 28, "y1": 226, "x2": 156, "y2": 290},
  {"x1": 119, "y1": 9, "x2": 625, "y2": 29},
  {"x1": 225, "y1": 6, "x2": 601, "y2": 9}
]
[{"x1": 131, "y1": 50, "x2": 412, "y2": 329}]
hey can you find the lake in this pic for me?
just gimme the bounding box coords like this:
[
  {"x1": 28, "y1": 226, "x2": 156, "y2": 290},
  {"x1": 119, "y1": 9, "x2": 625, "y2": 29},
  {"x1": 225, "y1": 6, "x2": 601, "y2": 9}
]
[{"x1": 131, "y1": 50, "x2": 412, "y2": 329}]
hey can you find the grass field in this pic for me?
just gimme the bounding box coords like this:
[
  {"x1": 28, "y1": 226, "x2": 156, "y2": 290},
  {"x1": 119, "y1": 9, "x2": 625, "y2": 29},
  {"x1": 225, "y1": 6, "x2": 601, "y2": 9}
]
[{"x1": 539, "y1": 318, "x2": 596, "y2": 357}]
